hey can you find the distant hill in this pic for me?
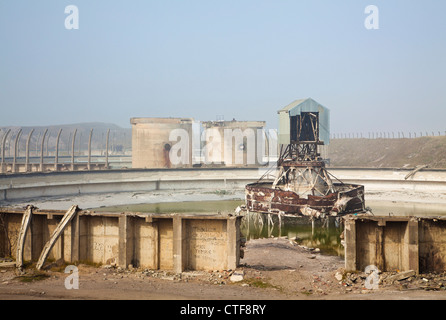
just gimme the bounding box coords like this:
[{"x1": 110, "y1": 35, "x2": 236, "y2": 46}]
[
  {"x1": 328, "y1": 136, "x2": 446, "y2": 169},
  {"x1": 0, "y1": 122, "x2": 131, "y2": 155}
]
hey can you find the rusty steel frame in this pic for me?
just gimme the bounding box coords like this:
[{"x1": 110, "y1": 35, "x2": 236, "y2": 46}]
[{"x1": 245, "y1": 109, "x2": 365, "y2": 219}]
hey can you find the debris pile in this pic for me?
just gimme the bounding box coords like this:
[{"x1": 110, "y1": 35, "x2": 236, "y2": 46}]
[
  {"x1": 334, "y1": 268, "x2": 446, "y2": 292},
  {"x1": 102, "y1": 264, "x2": 244, "y2": 285}
]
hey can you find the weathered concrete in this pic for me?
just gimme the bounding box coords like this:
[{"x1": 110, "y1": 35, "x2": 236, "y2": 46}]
[
  {"x1": 0, "y1": 168, "x2": 264, "y2": 201},
  {"x1": 344, "y1": 215, "x2": 446, "y2": 274},
  {"x1": 131, "y1": 117, "x2": 195, "y2": 169},
  {"x1": 0, "y1": 207, "x2": 242, "y2": 272},
  {"x1": 2, "y1": 167, "x2": 446, "y2": 202},
  {"x1": 1, "y1": 162, "x2": 109, "y2": 174},
  {"x1": 202, "y1": 120, "x2": 266, "y2": 167}
]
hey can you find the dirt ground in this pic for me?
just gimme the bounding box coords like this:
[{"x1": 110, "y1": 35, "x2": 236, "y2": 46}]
[{"x1": 1, "y1": 237, "x2": 445, "y2": 301}]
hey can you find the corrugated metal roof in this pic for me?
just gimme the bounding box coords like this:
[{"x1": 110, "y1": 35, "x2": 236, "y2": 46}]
[
  {"x1": 278, "y1": 99, "x2": 308, "y2": 113},
  {"x1": 277, "y1": 98, "x2": 330, "y2": 145}
]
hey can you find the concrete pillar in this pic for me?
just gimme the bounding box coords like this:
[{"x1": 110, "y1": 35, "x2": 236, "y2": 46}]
[
  {"x1": 1, "y1": 129, "x2": 11, "y2": 173},
  {"x1": 344, "y1": 219, "x2": 357, "y2": 271},
  {"x1": 71, "y1": 129, "x2": 77, "y2": 171},
  {"x1": 40, "y1": 129, "x2": 48, "y2": 172},
  {"x1": 105, "y1": 129, "x2": 110, "y2": 169},
  {"x1": 71, "y1": 213, "x2": 80, "y2": 262},
  {"x1": 12, "y1": 129, "x2": 22, "y2": 173},
  {"x1": 173, "y1": 216, "x2": 186, "y2": 274},
  {"x1": 405, "y1": 219, "x2": 419, "y2": 274},
  {"x1": 88, "y1": 129, "x2": 93, "y2": 170},
  {"x1": 25, "y1": 214, "x2": 45, "y2": 262},
  {"x1": 375, "y1": 225, "x2": 385, "y2": 271},
  {"x1": 25, "y1": 129, "x2": 34, "y2": 172},
  {"x1": 118, "y1": 215, "x2": 134, "y2": 269},
  {"x1": 227, "y1": 217, "x2": 240, "y2": 270},
  {"x1": 54, "y1": 129, "x2": 62, "y2": 172}
]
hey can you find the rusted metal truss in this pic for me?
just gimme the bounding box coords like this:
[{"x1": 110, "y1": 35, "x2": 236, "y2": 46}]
[
  {"x1": 245, "y1": 109, "x2": 365, "y2": 219},
  {"x1": 245, "y1": 181, "x2": 365, "y2": 219}
]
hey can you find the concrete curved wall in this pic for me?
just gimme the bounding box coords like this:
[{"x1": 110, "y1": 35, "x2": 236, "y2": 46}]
[{"x1": 1, "y1": 167, "x2": 446, "y2": 201}]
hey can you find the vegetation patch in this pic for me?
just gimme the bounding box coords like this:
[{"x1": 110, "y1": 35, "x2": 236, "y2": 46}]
[
  {"x1": 15, "y1": 272, "x2": 50, "y2": 283},
  {"x1": 241, "y1": 277, "x2": 282, "y2": 291}
]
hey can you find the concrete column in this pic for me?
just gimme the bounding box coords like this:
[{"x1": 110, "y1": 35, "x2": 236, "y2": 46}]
[
  {"x1": 40, "y1": 129, "x2": 48, "y2": 172},
  {"x1": 1, "y1": 129, "x2": 11, "y2": 173},
  {"x1": 25, "y1": 129, "x2": 34, "y2": 172},
  {"x1": 54, "y1": 129, "x2": 62, "y2": 172},
  {"x1": 227, "y1": 217, "x2": 240, "y2": 270},
  {"x1": 71, "y1": 129, "x2": 77, "y2": 171},
  {"x1": 25, "y1": 214, "x2": 45, "y2": 262},
  {"x1": 119, "y1": 215, "x2": 134, "y2": 269},
  {"x1": 405, "y1": 220, "x2": 419, "y2": 274},
  {"x1": 71, "y1": 213, "x2": 80, "y2": 263},
  {"x1": 105, "y1": 129, "x2": 110, "y2": 169},
  {"x1": 173, "y1": 216, "x2": 186, "y2": 274},
  {"x1": 12, "y1": 129, "x2": 22, "y2": 173},
  {"x1": 375, "y1": 226, "x2": 385, "y2": 271},
  {"x1": 344, "y1": 219, "x2": 357, "y2": 271},
  {"x1": 88, "y1": 129, "x2": 93, "y2": 170}
]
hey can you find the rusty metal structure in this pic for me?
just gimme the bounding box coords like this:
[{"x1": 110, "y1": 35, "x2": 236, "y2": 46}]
[{"x1": 245, "y1": 98, "x2": 365, "y2": 219}]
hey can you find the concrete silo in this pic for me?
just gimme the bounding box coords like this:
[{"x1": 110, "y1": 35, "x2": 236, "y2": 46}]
[
  {"x1": 131, "y1": 117, "x2": 194, "y2": 169},
  {"x1": 201, "y1": 120, "x2": 266, "y2": 167}
]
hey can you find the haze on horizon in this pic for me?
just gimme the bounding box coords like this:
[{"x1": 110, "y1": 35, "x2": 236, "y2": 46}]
[{"x1": 1, "y1": 1, "x2": 445, "y2": 134}]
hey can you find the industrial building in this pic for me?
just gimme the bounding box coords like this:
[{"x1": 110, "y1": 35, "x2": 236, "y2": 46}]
[
  {"x1": 130, "y1": 117, "x2": 195, "y2": 169},
  {"x1": 201, "y1": 120, "x2": 266, "y2": 167},
  {"x1": 131, "y1": 117, "x2": 267, "y2": 169}
]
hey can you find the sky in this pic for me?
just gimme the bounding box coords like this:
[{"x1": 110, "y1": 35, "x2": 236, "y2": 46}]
[{"x1": 0, "y1": 0, "x2": 445, "y2": 134}]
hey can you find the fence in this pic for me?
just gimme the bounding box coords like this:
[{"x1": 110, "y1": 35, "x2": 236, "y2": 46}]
[
  {"x1": 331, "y1": 131, "x2": 446, "y2": 140},
  {"x1": 0, "y1": 127, "x2": 131, "y2": 174}
]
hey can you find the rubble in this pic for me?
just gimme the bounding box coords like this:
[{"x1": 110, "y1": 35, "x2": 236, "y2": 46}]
[
  {"x1": 229, "y1": 270, "x2": 244, "y2": 282},
  {"x1": 334, "y1": 268, "x2": 446, "y2": 292}
]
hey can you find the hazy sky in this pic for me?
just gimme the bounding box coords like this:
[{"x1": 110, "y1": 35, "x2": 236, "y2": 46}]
[{"x1": 1, "y1": 1, "x2": 445, "y2": 134}]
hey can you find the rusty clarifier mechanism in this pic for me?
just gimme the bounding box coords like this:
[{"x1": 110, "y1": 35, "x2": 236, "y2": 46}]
[{"x1": 245, "y1": 99, "x2": 365, "y2": 220}]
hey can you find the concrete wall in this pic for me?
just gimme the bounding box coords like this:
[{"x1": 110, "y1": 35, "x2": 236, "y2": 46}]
[
  {"x1": 2, "y1": 167, "x2": 446, "y2": 202},
  {"x1": 419, "y1": 219, "x2": 446, "y2": 272},
  {"x1": 1, "y1": 162, "x2": 108, "y2": 174},
  {"x1": 0, "y1": 208, "x2": 242, "y2": 272},
  {"x1": 0, "y1": 168, "x2": 265, "y2": 201},
  {"x1": 344, "y1": 215, "x2": 446, "y2": 273}
]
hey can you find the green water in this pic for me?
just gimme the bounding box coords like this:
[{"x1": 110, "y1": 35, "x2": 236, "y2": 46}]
[
  {"x1": 242, "y1": 213, "x2": 345, "y2": 256},
  {"x1": 93, "y1": 199, "x2": 244, "y2": 214}
]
